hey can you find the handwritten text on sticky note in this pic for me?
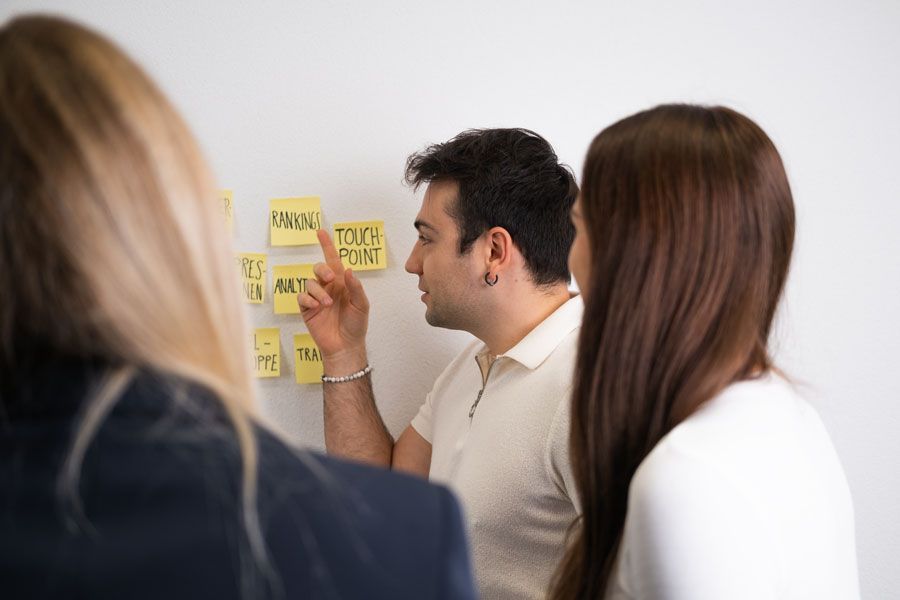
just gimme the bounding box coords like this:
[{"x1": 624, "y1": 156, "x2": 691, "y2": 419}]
[
  {"x1": 334, "y1": 220, "x2": 386, "y2": 271},
  {"x1": 273, "y1": 264, "x2": 315, "y2": 314},
  {"x1": 219, "y1": 189, "x2": 234, "y2": 232},
  {"x1": 270, "y1": 197, "x2": 322, "y2": 246},
  {"x1": 251, "y1": 328, "x2": 280, "y2": 378},
  {"x1": 236, "y1": 253, "x2": 266, "y2": 304},
  {"x1": 294, "y1": 333, "x2": 323, "y2": 384}
]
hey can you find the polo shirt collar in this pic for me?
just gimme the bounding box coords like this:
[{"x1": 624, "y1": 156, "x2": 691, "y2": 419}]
[{"x1": 498, "y1": 294, "x2": 583, "y2": 370}]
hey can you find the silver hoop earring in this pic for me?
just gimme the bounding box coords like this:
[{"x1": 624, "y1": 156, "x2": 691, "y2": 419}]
[{"x1": 484, "y1": 272, "x2": 499, "y2": 286}]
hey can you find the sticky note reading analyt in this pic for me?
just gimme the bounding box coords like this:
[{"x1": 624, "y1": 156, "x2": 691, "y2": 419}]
[
  {"x1": 294, "y1": 333, "x2": 323, "y2": 384},
  {"x1": 219, "y1": 189, "x2": 234, "y2": 232},
  {"x1": 270, "y1": 197, "x2": 322, "y2": 246},
  {"x1": 272, "y1": 264, "x2": 315, "y2": 314},
  {"x1": 333, "y1": 220, "x2": 387, "y2": 271},
  {"x1": 236, "y1": 252, "x2": 266, "y2": 304},
  {"x1": 251, "y1": 328, "x2": 280, "y2": 378}
]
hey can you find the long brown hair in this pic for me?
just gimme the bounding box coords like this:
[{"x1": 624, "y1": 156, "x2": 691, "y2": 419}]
[
  {"x1": 0, "y1": 15, "x2": 270, "y2": 594},
  {"x1": 551, "y1": 105, "x2": 795, "y2": 598}
]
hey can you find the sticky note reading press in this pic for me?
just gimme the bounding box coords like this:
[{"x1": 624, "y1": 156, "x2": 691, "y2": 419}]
[
  {"x1": 272, "y1": 264, "x2": 315, "y2": 314},
  {"x1": 236, "y1": 252, "x2": 266, "y2": 303},
  {"x1": 219, "y1": 189, "x2": 234, "y2": 232},
  {"x1": 294, "y1": 334, "x2": 323, "y2": 384},
  {"x1": 334, "y1": 220, "x2": 387, "y2": 271},
  {"x1": 251, "y1": 328, "x2": 280, "y2": 378},
  {"x1": 270, "y1": 197, "x2": 322, "y2": 246}
]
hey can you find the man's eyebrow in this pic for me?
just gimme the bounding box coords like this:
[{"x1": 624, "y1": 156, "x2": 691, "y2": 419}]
[{"x1": 414, "y1": 220, "x2": 437, "y2": 232}]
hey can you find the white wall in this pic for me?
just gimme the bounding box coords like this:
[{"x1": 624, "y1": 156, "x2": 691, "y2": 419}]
[{"x1": 4, "y1": 1, "x2": 898, "y2": 596}]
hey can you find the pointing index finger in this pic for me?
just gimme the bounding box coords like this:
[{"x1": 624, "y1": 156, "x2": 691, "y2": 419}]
[{"x1": 317, "y1": 229, "x2": 344, "y2": 275}]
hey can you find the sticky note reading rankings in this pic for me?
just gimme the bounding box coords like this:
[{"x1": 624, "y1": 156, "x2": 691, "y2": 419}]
[{"x1": 270, "y1": 197, "x2": 322, "y2": 246}]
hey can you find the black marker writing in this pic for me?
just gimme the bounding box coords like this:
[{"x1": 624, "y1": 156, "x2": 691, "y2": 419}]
[
  {"x1": 339, "y1": 247, "x2": 383, "y2": 267},
  {"x1": 271, "y1": 210, "x2": 321, "y2": 231},
  {"x1": 335, "y1": 225, "x2": 383, "y2": 246},
  {"x1": 236, "y1": 257, "x2": 264, "y2": 280},
  {"x1": 274, "y1": 277, "x2": 308, "y2": 294},
  {"x1": 296, "y1": 346, "x2": 322, "y2": 362}
]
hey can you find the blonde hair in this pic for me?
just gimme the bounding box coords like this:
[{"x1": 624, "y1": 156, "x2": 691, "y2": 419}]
[{"x1": 0, "y1": 14, "x2": 269, "y2": 591}]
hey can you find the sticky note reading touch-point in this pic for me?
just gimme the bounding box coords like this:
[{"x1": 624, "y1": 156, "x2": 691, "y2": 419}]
[{"x1": 333, "y1": 220, "x2": 387, "y2": 271}]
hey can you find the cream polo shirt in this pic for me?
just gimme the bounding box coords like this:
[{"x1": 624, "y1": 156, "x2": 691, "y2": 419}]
[{"x1": 410, "y1": 295, "x2": 583, "y2": 600}]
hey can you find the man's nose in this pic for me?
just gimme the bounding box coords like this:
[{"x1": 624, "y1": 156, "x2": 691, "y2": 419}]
[{"x1": 405, "y1": 245, "x2": 421, "y2": 275}]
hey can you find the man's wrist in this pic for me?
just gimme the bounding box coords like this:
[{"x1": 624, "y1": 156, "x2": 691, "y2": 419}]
[{"x1": 322, "y1": 346, "x2": 368, "y2": 375}]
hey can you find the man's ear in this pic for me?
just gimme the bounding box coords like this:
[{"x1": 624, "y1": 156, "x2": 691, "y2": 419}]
[{"x1": 484, "y1": 227, "x2": 514, "y2": 274}]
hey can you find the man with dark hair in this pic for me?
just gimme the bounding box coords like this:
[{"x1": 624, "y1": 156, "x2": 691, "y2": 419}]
[{"x1": 299, "y1": 128, "x2": 582, "y2": 599}]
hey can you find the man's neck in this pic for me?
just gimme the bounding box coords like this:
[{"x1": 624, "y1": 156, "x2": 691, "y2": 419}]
[{"x1": 475, "y1": 284, "x2": 572, "y2": 356}]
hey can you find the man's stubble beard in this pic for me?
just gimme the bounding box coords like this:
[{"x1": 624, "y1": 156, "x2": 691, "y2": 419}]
[
  {"x1": 423, "y1": 290, "x2": 485, "y2": 334},
  {"x1": 424, "y1": 300, "x2": 470, "y2": 331}
]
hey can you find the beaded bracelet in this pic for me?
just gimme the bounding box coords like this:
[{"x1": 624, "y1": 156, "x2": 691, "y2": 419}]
[{"x1": 321, "y1": 364, "x2": 372, "y2": 384}]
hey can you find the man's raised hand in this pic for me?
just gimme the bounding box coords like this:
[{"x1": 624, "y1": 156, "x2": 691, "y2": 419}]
[{"x1": 297, "y1": 229, "x2": 370, "y2": 359}]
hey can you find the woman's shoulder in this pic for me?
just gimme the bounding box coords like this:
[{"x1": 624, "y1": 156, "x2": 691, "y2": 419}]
[
  {"x1": 252, "y1": 427, "x2": 476, "y2": 599},
  {"x1": 114, "y1": 372, "x2": 475, "y2": 599},
  {"x1": 627, "y1": 372, "x2": 854, "y2": 546},
  {"x1": 619, "y1": 372, "x2": 857, "y2": 599},
  {"x1": 641, "y1": 373, "x2": 836, "y2": 476},
  {"x1": 254, "y1": 424, "x2": 459, "y2": 525},
  {"x1": 3, "y1": 363, "x2": 473, "y2": 599},
  {"x1": 69, "y1": 367, "x2": 474, "y2": 599}
]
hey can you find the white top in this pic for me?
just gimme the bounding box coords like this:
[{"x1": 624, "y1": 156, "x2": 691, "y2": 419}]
[
  {"x1": 607, "y1": 373, "x2": 860, "y2": 600},
  {"x1": 411, "y1": 295, "x2": 583, "y2": 600}
]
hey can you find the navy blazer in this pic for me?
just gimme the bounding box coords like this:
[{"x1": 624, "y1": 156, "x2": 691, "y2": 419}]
[{"x1": 0, "y1": 358, "x2": 476, "y2": 599}]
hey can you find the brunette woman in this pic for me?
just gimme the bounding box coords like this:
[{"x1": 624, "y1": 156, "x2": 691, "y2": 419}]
[{"x1": 555, "y1": 105, "x2": 859, "y2": 599}]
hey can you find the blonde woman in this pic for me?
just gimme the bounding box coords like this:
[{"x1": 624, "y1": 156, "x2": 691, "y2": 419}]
[{"x1": 0, "y1": 15, "x2": 475, "y2": 600}]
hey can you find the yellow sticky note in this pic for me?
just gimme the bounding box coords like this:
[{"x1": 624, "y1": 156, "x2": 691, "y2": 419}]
[
  {"x1": 219, "y1": 189, "x2": 234, "y2": 232},
  {"x1": 294, "y1": 333, "x2": 323, "y2": 384},
  {"x1": 270, "y1": 197, "x2": 322, "y2": 246},
  {"x1": 236, "y1": 253, "x2": 266, "y2": 304},
  {"x1": 272, "y1": 264, "x2": 315, "y2": 314},
  {"x1": 251, "y1": 328, "x2": 280, "y2": 378},
  {"x1": 333, "y1": 220, "x2": 387, "y2": 271}
]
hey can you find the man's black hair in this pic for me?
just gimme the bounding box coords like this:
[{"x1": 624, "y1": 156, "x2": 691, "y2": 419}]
[{"x1": 404, "y1": 128, "x2": 578, "y2": 287}]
